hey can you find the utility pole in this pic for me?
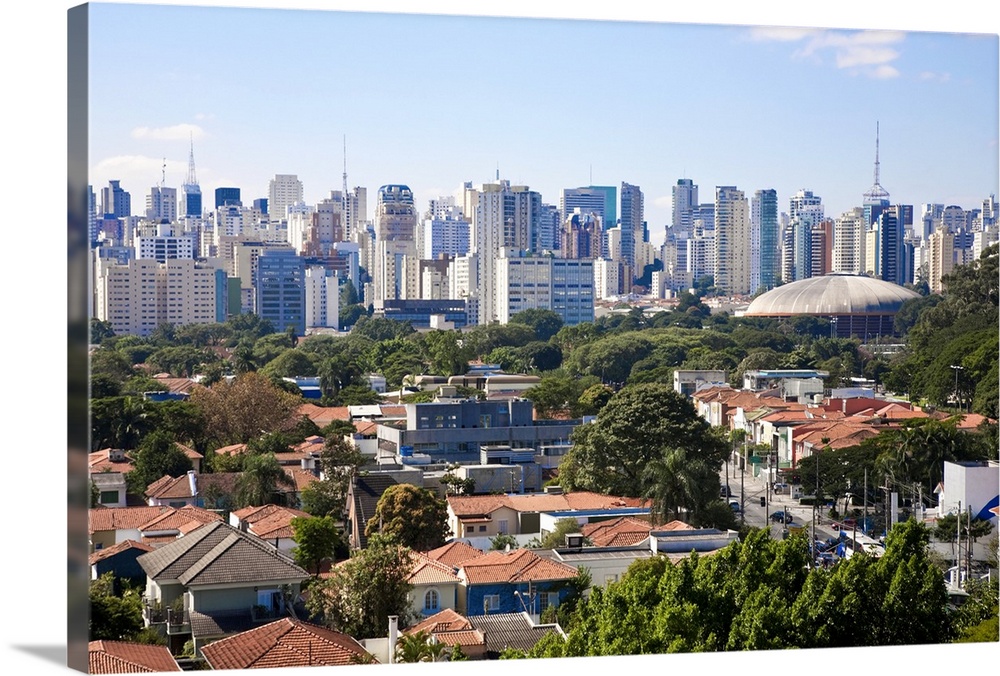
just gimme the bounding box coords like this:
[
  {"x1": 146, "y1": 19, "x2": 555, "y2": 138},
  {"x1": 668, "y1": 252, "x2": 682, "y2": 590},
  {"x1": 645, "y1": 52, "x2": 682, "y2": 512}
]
[
  {"x1": 956, "y1": 500, "x2": 962, "y2": 588},
  {"x1": 863, "y1": 468, "x2": 868, "y2": 535}
]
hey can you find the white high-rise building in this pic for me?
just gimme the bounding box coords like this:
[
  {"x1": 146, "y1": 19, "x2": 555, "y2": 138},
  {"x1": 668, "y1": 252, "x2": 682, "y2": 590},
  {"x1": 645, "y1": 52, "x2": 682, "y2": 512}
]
[
  {"x1": 927, "y1": 229, "x2": 955, "y2": 294},
  {"x1": 714, "y1": 186, "x2": 751, "y2": 295},
  {"x1": 833, "y1": 207, "x2": 867, "y2": 274},
  {"x1": 448, "y1": 253, "x2": 479, "y2": 326},
  {"x1": 146, "y1": 186, "x2": 177, "y2": 223},
  {"x1": 671, "y1": 178, "x2": 698, "y2": 237},
  {"x1": 268, "y1": 174, "x2": 304, "y2": 221},
  {"x1": 465, "y1": 179, "x2": 541, "y2": 324},
  {"x1": 304, "y1": 266, "x2": 340, "y2": 330},
  {"x1": 422, "y1": 206, "x2": 471, "y2": 259},
  {"x1": 93, "y1": 256, "x2": 224, "y2": 336}
]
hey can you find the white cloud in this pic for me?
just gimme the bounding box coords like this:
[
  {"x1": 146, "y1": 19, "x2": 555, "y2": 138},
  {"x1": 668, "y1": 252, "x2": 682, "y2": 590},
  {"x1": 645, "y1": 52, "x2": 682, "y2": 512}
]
[
  {"x1": 91, "y1": 155, "x2": 186, "y2": 190},
  {"x1": 653, "y1": 195, "x2": 672, "y2": 210},
  {"x1": 131, "y1": 123, "x2": 206, "y2": 141},
  {"x1": 749, "y1": 27, "x2": 905, "y2": 79},
  {"x1": 919, "y1": 71, "x2": 951, "y2": 83}
]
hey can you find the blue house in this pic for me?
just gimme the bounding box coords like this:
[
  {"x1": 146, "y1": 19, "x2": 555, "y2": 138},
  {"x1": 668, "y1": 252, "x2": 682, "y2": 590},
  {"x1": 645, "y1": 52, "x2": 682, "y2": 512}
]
[
  {"x1": 89, "y1": 539, "x2": 156, "y2": 587},
  {"x1": 457, "y1": 548, "x2": 579, "y2": 617}
]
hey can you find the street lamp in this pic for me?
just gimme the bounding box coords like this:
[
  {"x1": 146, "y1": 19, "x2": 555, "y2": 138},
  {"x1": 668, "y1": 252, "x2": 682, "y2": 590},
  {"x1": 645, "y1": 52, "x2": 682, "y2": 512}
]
[{"x1": 950, "y1": 365, "x2": 964, "y2": 411}]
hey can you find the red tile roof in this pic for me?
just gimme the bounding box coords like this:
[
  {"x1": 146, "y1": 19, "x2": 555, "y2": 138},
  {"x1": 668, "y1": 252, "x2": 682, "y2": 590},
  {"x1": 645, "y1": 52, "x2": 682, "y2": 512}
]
[
  {"x1": 89, "y1": 506, "x2": 173, "y2": 534},
  {"x1": 404, "y1": 608, "x2": 472, "y2": 635},
  {"x1": 199, "y1": 618, "x2": 374, "y2": 669},
  {"x1": 424, "y1": 541, "x2": 485, "y2": 568},
  {"x1": 408, "y1": 552, "x2": 462, "y2": 585},
  {"x1": 89, "y1": 539, "x2": 156, "y2": 565},
  {"x1": 447, "y1": 491, "x2": 650, "y2": 518},
  {"x1": 459, "y1": 549, "x2": 578, "y2": 585},
  {"x1": 248, "y1": 507, "x2": 312, "y2": 540},
  {"x1": 89, "y1": 449, "x2": 135, "y2": 474},
  {"x1": 295, "y1": 403, "x2": 350, "y2": 427},
  {"x1": 580, "y1": 517, "x2": 654, "y2": 547},
  {"x1": 88, "y1": 641, "x2": 181, "y2": 673}
]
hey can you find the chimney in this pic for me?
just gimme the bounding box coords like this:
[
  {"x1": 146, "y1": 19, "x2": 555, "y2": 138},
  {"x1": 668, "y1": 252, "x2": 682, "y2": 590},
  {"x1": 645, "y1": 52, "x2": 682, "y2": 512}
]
[
  {"x1": 388, "y1": 615, "x2": 398, "y2": 664},
  {"x1": 187, "y1": 470, "x2": 197, "y2": 497}
]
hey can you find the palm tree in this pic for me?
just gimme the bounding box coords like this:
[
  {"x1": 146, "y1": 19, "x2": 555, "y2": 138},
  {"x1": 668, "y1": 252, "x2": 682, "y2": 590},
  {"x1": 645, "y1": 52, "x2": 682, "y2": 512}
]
[
  {"x1": 235, "y1": 452, "x2": 296, "y2": 508},
  {"x1": 394, "y1": 630, "x2": 451, "y2": 663},
  {"x1": 643, "y1": 447, "x2": 701, "y2": 524}
]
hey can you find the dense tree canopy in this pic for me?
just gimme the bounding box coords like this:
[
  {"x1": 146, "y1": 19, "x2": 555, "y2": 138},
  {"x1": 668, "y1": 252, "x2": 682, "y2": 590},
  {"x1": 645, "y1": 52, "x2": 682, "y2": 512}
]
[
  {"x1": 559, "y1": 383, "x2": 728, "y2": 509},
  {"x1": 366, "y1": 484, "x2": 450, "y2": 551}
]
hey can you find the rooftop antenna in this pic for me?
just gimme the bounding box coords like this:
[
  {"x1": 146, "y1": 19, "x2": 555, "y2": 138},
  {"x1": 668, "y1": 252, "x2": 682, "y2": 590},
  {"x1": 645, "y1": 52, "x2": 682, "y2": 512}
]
[
  {"x1": 342, "y1": 134, "x2": 348, "y2": 197},
  {"x1": 185, "y1": 133, "x2": 198, "y2": 186},
  {"x1": 496, "y1": 162, "x2": 500, "y2": 182},
  {"x1": 161, "y1": 157, "x2": 166, "y2": 188},
  {"x1": 863, "y1": 121, "x2": 890, "y2": 204}
]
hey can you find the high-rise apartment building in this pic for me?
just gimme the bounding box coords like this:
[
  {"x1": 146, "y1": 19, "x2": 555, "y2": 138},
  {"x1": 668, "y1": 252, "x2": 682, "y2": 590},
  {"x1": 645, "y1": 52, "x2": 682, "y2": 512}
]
[
  {"x1": 927, "y1": 229, "x2": 955, "y2": 294},
  {"x1": 494, "y1": 249, "x2": 594, "y2": 326},
  {"x1": 833, "y1": 207, "x2": 866, "y2": 274},
  {"x1": 373, "y1": 185, "x2": 418, "y2": 303},
  {"x1": 101, "y1": 180, "x2": 131, "y2": 218},
  {"x1": 268, "y1": 174, "x2": 304, "y2": 221},
  {"x1": 304, "y1": 265, "x2": 340, "y2": 330},
  {"x1": 714, "y1": 186, "x2": 751, "y2": 295},
  {"x1": 422, "y1": 206, "x2": 471, "y2": 259},
  {"x1": 466, "y1": 179, "x2": 541, "y2": 324},
  {"x1": 146, "y1": 186, "x2": 178, "y2": 223},
  {"x1": 671, "y1": 178, "x2": 698, "y2": 236},
  {"x1": 561, "y1": 210, "x2": 601, "y2": 260}
]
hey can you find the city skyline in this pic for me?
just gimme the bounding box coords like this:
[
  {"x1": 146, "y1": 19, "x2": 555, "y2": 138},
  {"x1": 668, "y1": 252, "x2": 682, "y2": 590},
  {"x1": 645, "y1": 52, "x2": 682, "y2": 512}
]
[{"x1": 87, "y1": 2, "x2": 998, "y2": 248}]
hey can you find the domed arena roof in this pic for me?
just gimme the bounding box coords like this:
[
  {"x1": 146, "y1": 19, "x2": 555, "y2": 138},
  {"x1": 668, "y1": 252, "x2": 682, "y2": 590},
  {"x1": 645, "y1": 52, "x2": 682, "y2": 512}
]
[{"x1": 745, "y1": 274, "x2": 920, "y2": 316}]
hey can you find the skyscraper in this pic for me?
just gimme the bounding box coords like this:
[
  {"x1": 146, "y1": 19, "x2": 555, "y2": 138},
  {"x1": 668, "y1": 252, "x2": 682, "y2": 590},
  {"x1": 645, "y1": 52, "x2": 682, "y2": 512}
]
[
  {"x1": 101, "y1": 180, "x2": 131, "y2": 218},
  {"x1": 373, "y1": 184, "x2": 418, "y2": 302},
  {"x1": 752, "y1": 189, "x2": 779, "y2": 291},
  {"x1": 863, "y1": 123, "x2": 891, "y2": 228},
  {"x1": 671, "y1": 178, "x2": 698, "y2": 236},
  {"x1": 714, "y1": 186, "x2": 751, "y2": 295},
  {"x1": 215, "y1": 187, "x2": 241, "y2": 208},
  {"x1": 620, "y1": 182, "x2": 644, "y2": 272},
  {"x1": 268, "y1": 174, "x2": 304, "y2": 221},
  {"x1": 146, "y1": 186, "x2": 177, "y2": 223},
  {"x1": 180, "y1": 138, "x2": 202, "y2": 218},
  {"x1": 560, "y1": 186, "x2": 615, "y2": 229},
  {"x1": 255, "y1": 248, "x2": 306, "y2": 335}
]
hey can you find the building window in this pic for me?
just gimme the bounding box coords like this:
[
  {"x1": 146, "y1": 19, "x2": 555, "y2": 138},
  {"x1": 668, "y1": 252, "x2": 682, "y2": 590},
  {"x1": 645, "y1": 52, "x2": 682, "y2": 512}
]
[
  {"x1": 538, "y1": 592, "x2": 559, "y2": 613},
  {"x1": 479, "y1": 525, "x2": 487, "y2": 532},
  {"x1": 483, "y1": 594, "x2": 500, "y2": 612},
  {"x1": 424, "y1": 589, "x2": 439, "y2": 614},
  {"x1": 497, "y1": 519, "x2": 509, "y2": 534},
  {"x1": 99, "y1": 491, "x2": 118, "y2": 505}
]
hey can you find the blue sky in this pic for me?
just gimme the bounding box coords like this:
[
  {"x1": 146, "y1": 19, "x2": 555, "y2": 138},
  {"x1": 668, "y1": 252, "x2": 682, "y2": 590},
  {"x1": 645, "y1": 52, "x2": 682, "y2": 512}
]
[{"x1": 86, "y1": 2, "x2": 998, "y2": 247}]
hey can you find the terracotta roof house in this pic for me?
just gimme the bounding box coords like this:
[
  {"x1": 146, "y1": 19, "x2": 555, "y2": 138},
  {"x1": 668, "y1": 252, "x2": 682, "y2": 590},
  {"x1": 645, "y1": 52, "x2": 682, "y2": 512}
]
[
  {"x1": 295, "y1": 403, "x2": 350, "y2": 429},
  {"x1": 445, "y1": 491, "x2": 651, "y2": 541},
  {"x1": 468, "y1": 611, "x2": 565, "y2": 659},
  {"x1": 89, "y1": 640, "x2": 181, "y2": 673},
  {"x1": 580, "y1": 516, "x2": 655, "y2": 548},
  {"x1": 91, "y1": 471, "x2": 129, "y2": 509},
  {"x1": 232, "y1": 504, "x2": 312, "y2": 557},
  {"x1": 144, "y1": 471, "x2": 240, "y2": 510},
  {"x1": 406, "y1": 552, "x2": 463, "y2": 620},
  {"x1": 344, "y1": 474, "x2": 399, "y2": 549},
  {"x1": 456, "y1": 548, "x2": 579, "y2": 617},
  {"x1": 404, "y1": 609, "x2": 486, "y2": 660},
  {"x1": 200, "y1": 618, "x2": 375, "y2": 670},
  {"x1": 90, "y1": 505, "x2": 175, "y2": 552},
  {"x1": 136, "y1": 520, "x2": 309, "y2": 656},
  {"x1": 89, "y1": 448, "x2": 135, "y2": 474}
]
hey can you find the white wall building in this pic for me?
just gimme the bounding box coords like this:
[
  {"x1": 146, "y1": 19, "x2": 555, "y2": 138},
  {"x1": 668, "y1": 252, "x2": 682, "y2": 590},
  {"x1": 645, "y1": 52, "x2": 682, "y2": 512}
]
[
  {"x1": 304, "y1": 265, "x2": 340, "y2": 330},
  {"x1": 268, "y1": 174, "x2": 304, "y2": 221},
  {"x1": 494, "y1": 250, "x2": 593, "y2": 326}
]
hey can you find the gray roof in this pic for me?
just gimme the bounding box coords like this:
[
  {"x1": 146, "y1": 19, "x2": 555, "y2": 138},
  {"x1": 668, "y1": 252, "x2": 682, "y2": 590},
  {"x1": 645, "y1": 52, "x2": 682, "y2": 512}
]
[
  {"x1": 188, "y1": 609, "x2": 255, "y2": 639},
  {"x1": 349, "y1": 475, "x2": 398, "y2": 548},
  {"x1": 745, "y1": 274, "x2": 919, "y2": 316},
  {"x1": 470, "y1": 612, "x2": 563, "y2": 657},
  {"x1": 136, "y1": 521, "x2": 307, "y2": 586}
]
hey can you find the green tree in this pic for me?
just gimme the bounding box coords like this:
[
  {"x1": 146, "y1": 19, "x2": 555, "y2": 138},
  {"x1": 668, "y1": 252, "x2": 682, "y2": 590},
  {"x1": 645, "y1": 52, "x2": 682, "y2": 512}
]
[
  {"x1": 559, "y1": 383, "x2": 727, "y2": 498},
  {"x1": 300, "y1": 479, "x2": 346, "y2": 518},
  {"x1": 304, "y1": 533, "x2": 413, "y2": 639},
  {"x1": 89, "y1": 573, "x2": 143, "y2": 641},
  {"x1": 234, "y1": 452, "x2": 296, "y2": 508},
  {"x1": 539, "y1": 518, "x2": 591, "y2": 549},
  {"x1": 291, "y1": 515, "x2": 342, "y2": 575},
  {"x1": 489, "y1": 533, "x2": 519, "y2": 551},
  {"x1": 366, "y1": 484, "x2": 450, "y2": 551},
  {"x1": 508, "y1": 308, "x2": 564, "y2": 342},
  {"x1": 126, "y1": 430, "x2": 193, "y2": 495}
]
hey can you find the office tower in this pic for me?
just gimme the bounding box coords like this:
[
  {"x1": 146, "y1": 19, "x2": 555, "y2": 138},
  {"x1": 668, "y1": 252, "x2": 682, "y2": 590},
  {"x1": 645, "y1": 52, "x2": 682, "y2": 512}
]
[
  {"x1": 752, "y1": 189, "x2": 779, "y2": 292},
  {"x1": 88, "y1": 185, "x2": 98, "y2": 246},
  {"x1": 863, "y1": 123, "x2": 891, "y2": 228},
  {"x1": 620, "y1": 182, "x2": 644, "y2": 271},
  {"x1": 215, "y1": 187, "x2": 241, "y2": 209},
  {"x1": 304, "y1": 265, "x2": 340, "y2": 330},
  {"x1": 714, "y1": 186, "x2": 751, "y2": 295},
  {"x1": 268, "y1": 174, "x2": 304, "y2": 221},
  {"x1": 101, "y1": 180, "x2": 131, "y2": 218},
  {"x1": 136, "y1": 221, "x2": 195, "y2": 262},
  {"x1": 890, "y1": 204, "x2": 913, "y2": 238},
  {"x1": 146, "y1": 186, "x2": 177, "y2": 223},
  {"x1": 255, "y1": 248, "x2": 306, "y2": 335},
  {"x1": 560, "y1": 186, "x2": 615, "y2": 228},
  {"x1": 179, "y1": 139, "x2": 202, "y2": 218},
  {"x1": 343, "y1": 186, "x2": 367, "y2": 244},
  {"x1": 466, "y1": 179, "x2": 541, "y2": 324},
  {"x1": 422, "y1": 206, "x2": 471, "y2": 259},
  {"x1": 787, "y1": 190, "x2": 824, "y2": 282},
  {"x1": 833, "y1": 207, "x2": 866, "y2": 274},
  {"x1": 494, "y1": 250, "x2": 594, "y2": 326},
  {"x1": 672, "y1": 178, "x2": 698, "y2": 236},
  {"x1": 919, "y1": 203, "x2": 944, "y2": 241},
  {"x1": 870, "y1": 210, "x2": 904, "y2": 285},
  {"x1": 253, "y1": 198, "x2": 269, "y2": 215}
]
